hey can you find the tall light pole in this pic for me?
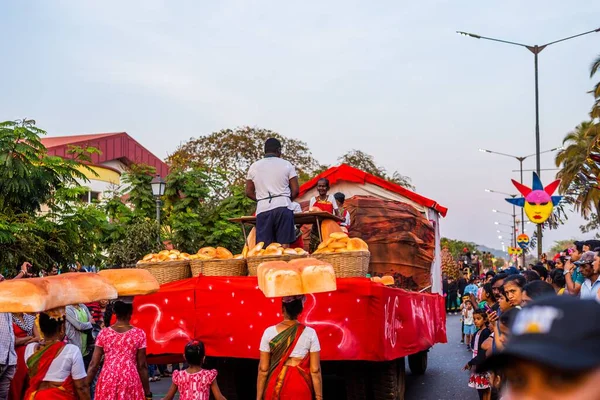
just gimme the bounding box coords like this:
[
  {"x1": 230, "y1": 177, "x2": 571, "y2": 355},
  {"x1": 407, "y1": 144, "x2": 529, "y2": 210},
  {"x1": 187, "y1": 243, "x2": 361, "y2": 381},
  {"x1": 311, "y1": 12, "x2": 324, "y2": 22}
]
[
  {"x1": 487, "y1": 188, "x2": 523, "y2": 265},
  {"x1": 460, "y1": 27, "x2": 600, "y2": 256},
  {"x1": 480, "y1": 147, "x2": 561, "y2": 259},
  {"x1": 150, "y1": 175, "x2": 167, "y2": 244}
]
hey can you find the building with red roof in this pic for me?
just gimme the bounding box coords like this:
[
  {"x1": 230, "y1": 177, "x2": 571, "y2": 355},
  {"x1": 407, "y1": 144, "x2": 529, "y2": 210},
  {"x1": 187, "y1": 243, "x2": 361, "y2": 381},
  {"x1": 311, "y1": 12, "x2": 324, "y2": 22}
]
[{"x1": 41, "y1": 132, "x2": 168, "y2": 202}]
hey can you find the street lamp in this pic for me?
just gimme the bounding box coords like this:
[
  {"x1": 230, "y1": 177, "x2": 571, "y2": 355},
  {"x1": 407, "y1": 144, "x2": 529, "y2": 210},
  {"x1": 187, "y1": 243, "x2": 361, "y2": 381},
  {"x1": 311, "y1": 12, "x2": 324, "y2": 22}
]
[
  {"x1": 150, "y1": 175, "x2": 167, "y2": 243},
  {"x1": 461, "y1": 27, "x2": 600, "y2": 257},
  {"x1": 486, "y1": 189, "x2": 518, "y2": 248}
]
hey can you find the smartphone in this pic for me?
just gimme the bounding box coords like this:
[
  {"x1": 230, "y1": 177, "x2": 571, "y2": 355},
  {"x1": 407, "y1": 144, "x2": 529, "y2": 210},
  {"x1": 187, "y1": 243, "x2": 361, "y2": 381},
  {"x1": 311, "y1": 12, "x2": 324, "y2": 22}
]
[{"x1": 484, "y1": 304, "x2": 492, "y2": 313}]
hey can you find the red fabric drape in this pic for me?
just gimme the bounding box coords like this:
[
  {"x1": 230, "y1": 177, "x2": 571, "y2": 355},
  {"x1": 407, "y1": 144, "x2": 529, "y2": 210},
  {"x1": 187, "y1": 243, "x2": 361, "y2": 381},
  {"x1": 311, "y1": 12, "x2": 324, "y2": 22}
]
[{"x1": 134, "y1": 277, "x2": 447, "y2": 362}]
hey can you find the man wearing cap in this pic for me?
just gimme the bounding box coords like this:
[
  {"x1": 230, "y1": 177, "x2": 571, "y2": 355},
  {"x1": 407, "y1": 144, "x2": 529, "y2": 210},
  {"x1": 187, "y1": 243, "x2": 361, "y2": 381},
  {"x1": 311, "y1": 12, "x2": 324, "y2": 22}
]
[
  {"x1": 478, "y1": 296, "x2": 600, "y2": 399},
  {"x1": 246, "y1": 138, "x2": 300, "y2": 247},
  {"x1": 577, "y1": 251, "x2": 600, "y2": 301}
]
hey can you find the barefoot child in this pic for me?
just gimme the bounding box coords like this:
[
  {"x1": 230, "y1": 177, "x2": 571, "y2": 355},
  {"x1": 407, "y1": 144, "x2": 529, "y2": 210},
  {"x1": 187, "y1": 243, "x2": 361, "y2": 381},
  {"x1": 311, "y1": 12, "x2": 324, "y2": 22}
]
[
  {"x1": 463, "y1": 309, "x2": 491, "y2": 400},
  {"x1": 162, "y1": 340, "x2": 227, "y2": 400}
]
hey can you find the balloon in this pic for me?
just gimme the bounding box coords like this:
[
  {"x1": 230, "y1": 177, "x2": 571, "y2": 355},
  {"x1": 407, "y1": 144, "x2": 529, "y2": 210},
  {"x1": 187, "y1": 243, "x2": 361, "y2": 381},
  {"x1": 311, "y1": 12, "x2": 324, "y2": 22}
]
[
  {"x1": 517, "y1": 234, "x2": 530, "y2": 249},
  {"x1": 506, "y1": 172, "x2": 562, "y2": 224}
]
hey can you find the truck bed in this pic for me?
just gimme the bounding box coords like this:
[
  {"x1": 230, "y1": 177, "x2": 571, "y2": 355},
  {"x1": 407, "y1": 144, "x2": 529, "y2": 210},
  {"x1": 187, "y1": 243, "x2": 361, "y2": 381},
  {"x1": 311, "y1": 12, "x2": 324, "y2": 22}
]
[{"x1": 132, "y1": 276, "x2": 447, "y2": 362}]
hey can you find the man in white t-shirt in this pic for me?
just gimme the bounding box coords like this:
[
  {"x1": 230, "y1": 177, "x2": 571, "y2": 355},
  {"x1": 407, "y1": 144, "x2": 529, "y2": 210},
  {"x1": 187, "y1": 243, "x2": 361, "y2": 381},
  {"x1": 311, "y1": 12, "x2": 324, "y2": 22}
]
[{"x1": 246, "y1": 138, "x2": 300, "y2": 246}]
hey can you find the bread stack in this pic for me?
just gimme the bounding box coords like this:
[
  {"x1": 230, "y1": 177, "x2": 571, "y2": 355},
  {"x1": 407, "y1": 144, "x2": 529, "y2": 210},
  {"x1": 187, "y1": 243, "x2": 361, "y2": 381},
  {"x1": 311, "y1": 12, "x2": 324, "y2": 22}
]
[
  {"x1": 0, "y1": 272, "x2": 119, "y2": 313},
  {"x1": 195, "y1": 246, "x2": 241, "y2": 260},
  {"x1": 312, "y1": 233, "x2": 369, "y2": 254},
  {"x1": 246, "y1": 242, "x2": 308, "y2": 258},
  {"x1": 257, "y1": 258, "x2": 337, "y2": 298},
  {"x1": 138, "y1": 249, "x2": 193, "y2": 263},
  {"x1": 98, "y1": 269, "x2": 160, "y2": 296}
]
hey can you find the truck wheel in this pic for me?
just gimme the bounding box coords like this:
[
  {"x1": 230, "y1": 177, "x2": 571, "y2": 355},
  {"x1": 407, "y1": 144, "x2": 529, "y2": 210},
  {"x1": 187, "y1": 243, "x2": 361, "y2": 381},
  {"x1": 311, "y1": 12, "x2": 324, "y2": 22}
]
[
  {"x1": 344, "y1": 362, "x2": 369, "y2": 400},
  {"x1": 371, "y1": 358, "x2": 406, "y2": 400},
  {"x1": 408, "y1": 350, "x2": 428, "y2": 375}
]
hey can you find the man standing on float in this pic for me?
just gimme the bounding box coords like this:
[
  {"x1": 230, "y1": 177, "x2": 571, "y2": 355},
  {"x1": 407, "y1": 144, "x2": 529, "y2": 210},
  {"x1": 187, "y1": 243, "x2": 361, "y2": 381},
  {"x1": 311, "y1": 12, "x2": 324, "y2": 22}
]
[{"x1": 246, "y1": 138, "x2": 300, "y2": 247}]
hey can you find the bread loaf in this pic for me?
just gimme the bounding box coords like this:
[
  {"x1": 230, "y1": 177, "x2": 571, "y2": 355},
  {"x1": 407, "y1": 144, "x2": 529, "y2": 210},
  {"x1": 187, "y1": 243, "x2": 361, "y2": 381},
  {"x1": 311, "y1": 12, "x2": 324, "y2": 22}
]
[
  {"x1": 257, "y1": 258, "x2": 337, "y2": 298},
  {"x1": 98, "y1": 269, "x2": 159, "y2": 296},
  {"x1": 290, "y1": 258, "x2": 336, "y2": 294},
  {"x1": 0, "y1": 273, "x2": 118, "y2": 313}
]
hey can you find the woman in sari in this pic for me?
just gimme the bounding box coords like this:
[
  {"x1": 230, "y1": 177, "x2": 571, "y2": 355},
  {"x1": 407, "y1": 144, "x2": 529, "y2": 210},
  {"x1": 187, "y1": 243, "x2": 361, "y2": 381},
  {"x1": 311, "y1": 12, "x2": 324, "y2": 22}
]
[
  {"x1": 9, "y1": 312, "x2": 40, "y2": 400},
  {"x1": 257, "y1": 295, "x2": 323, "y2": 400},
  {"x1": 24, "y1": 310, "x2": 90, "y2": 400}
]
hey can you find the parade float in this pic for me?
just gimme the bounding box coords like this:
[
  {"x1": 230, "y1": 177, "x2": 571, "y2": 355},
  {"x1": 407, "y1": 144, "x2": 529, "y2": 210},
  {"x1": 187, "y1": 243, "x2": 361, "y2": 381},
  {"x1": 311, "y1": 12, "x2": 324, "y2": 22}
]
[{"x1": 132, "y1": 165, "x2": 448, "y2": 400}]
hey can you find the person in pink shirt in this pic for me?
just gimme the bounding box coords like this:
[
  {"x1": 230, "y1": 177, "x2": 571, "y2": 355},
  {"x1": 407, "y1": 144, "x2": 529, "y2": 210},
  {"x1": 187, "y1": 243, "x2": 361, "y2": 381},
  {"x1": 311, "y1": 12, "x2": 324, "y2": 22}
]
[{"x1": 162, "y1": 340, "x2": 226, "y2": 400}]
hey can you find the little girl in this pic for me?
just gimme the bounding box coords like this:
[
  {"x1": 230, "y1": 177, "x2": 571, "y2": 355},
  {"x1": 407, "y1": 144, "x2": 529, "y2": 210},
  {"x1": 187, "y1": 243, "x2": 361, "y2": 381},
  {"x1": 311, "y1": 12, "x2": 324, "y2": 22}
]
[
  {"x1": 162, "y1": 340, "x2": 227, "y2": 400},
  {"x1": 461, "y1": 300, "x2": 475, "y2": 350},
  {"x1": 463, "y1": 309, "x2": 492, "y2": 400}
]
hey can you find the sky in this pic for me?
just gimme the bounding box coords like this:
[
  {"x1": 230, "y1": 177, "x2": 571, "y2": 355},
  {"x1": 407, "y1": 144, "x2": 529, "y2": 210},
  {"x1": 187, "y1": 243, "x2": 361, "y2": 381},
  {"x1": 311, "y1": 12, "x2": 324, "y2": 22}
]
[{"x1": 2, "y1": 1, "x2": 600, "y2": 252}]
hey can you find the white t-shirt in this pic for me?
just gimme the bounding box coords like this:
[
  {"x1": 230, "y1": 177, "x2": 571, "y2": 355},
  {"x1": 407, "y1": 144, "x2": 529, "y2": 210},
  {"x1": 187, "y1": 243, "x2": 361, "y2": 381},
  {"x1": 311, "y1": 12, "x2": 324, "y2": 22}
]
[
  {"x1": 463, "y1": 308, "x2": 474, "y2": 325},
  {"x1": 259, "y1": 326, "x2": 321, "y2": 358},
  {"x1": 290, "y1": 202, "x2": 302, "y2": 214},
  {"x1": 25, "y1": 343, "x2": 87, "y2": 382},
  {"x1": 308, "y1": 195, "x2": 339, "y2": 211},
  {"x1": 247, "y1": 157, "x2": 297, "y2": 215}
]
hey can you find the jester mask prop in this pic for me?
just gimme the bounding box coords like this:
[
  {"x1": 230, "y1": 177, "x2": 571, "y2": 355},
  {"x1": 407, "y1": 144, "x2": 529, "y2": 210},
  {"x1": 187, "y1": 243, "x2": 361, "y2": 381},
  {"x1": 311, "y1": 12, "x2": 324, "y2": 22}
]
[
  {"x1": 517, "y1": 234, "x2": 530, "y2": 249},
  {"x1": 506, "y1": 172, "x2": 562, "y2": 224},
  {"x1": 508, "y1": 247, "x2": 523, "y2": 256}
]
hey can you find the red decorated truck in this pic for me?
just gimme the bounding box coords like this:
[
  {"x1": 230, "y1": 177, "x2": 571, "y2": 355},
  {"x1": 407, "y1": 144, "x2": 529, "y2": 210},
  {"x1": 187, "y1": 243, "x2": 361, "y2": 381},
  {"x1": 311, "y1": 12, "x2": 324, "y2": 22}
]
[{"x1": 134, "y1": 165, "x2": 448, "y2": 399}]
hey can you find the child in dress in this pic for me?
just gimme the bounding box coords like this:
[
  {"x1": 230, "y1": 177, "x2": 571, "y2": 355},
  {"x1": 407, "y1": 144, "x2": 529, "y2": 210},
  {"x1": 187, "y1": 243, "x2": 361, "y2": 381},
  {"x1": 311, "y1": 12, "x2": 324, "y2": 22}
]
[
  {"x1": 162, "y1": 340, "x2": 227, "y2": 400},
  {"x1": 463, "y1": 309, "x2": 492, "y2": 400}
]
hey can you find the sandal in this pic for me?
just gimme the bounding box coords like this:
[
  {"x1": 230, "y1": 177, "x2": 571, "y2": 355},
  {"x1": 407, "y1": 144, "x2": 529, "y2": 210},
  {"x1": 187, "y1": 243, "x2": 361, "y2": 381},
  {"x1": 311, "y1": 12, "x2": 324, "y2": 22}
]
[{"x1": 161, "y1": 372, "x2": 172, "y2": 377}]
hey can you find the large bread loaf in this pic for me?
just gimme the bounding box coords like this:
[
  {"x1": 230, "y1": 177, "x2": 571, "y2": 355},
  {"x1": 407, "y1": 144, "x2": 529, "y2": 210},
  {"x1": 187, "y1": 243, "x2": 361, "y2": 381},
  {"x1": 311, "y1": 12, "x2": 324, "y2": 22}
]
[
  {"x1": 0, "y1": 273, "x2": 118, "y2": 313},
  {"x1": 257, "y1": 258, "x2": 336, "y2": 298},
  {"x1": 97, "y1": 269, "x2": 159, "y2": 296}
]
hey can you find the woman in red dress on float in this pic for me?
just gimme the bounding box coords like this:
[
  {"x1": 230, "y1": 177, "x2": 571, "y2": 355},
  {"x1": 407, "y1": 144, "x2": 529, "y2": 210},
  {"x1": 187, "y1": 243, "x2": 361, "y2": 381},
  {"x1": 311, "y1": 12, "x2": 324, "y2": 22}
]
[{"x1": 308, "y1": 179, "x2": 339, "y2": 252}]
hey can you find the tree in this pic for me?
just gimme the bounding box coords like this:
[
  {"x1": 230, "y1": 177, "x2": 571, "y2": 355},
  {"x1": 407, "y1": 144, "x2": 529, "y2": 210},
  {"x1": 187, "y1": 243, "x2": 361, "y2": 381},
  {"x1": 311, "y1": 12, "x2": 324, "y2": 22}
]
[
  {"x1": 440, "y1": 238, "x2": 478, "y2": 259},
  {"x1": 555, "y1": 121, "x2": 600, "y2": 218},
  {"x1": 120, "y1": 164, "x2": 157, "y2": 220},
  {"x1": 494, "y1": 258, "x2": 506, "y2": 269},
  {"x1": 548, "y1": 239, "x2": 576, "y2": 255},
  {"x1": 167, "y1": 127, "x2": 320, "y2": 196},
  {"x1": 338, "y1": 150, "x2": 414, "y2": 190},
  {"x1": 591, "y1": 53, "x2": 600, "y2": 119}
]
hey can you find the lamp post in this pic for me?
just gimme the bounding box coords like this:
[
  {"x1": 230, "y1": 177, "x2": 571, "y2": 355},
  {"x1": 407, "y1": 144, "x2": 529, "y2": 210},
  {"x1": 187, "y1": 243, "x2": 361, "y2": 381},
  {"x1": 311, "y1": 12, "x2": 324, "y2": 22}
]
[
  {"x1": 150, "y1": 175, "x2": 167, "y2": 244},
  {"x1": 487, "y1": 188, "x2": 523, "y2": 266},
  {"x1": 460, "y1": 27, "x2": 600, "y2": 256}
]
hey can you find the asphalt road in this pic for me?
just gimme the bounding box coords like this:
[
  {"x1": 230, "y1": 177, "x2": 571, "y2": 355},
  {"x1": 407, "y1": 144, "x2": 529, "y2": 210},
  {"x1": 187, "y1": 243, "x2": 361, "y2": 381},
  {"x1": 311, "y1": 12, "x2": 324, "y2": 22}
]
[
  {"x1": 148, "y1": 314, "x2": 475, "y2": 399},
  {"x1": 404, "y1": 313, "x2": 476, "y2": 400}
]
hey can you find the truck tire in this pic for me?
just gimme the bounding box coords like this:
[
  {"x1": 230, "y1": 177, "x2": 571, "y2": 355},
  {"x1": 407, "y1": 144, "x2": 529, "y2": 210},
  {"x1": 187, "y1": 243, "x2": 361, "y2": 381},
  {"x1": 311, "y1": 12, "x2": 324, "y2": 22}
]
[
  {"x1": 344, "y1": 361, "x2": 369, "y2": 400},
  {"x1": 371, "y1": 358, "x2": 406, "y2": 400},
  {"x1": 408, "y1": 350, "x2": 428, "y2": 375}
]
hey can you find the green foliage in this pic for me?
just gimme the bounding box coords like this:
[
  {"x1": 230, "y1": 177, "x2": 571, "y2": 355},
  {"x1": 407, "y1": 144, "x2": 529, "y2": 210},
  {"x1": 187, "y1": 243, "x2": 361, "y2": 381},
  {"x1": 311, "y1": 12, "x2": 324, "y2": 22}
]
[
  {"x1": 338, "y1": 150, "x2": 414, "y2": 190},
  {"x1": 494, "y1": 258, "x2": 506, "y2": 269},
  {"x1": 121, "y1": 164, "x2": 157, "y2": 220},
  {"x1": 106, "y1": 219, "x2": 162, "y2": 267},
  {"x1": 440, "y1": 237, "x2": 478, "y2": 259}
]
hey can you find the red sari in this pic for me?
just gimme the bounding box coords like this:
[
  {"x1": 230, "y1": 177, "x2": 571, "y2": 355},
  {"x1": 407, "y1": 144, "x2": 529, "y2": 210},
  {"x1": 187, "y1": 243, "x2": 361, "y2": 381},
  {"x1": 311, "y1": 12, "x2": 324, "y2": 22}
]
[
  {"x1": 9, "y1": 323, "x2": 29, "y2": 400},
  {"x1": 264, "y1": 324, "x2": 314, "y2": 400},
  {"x1": 24, "y1": 342, "x2": 76, "y2": 400}
]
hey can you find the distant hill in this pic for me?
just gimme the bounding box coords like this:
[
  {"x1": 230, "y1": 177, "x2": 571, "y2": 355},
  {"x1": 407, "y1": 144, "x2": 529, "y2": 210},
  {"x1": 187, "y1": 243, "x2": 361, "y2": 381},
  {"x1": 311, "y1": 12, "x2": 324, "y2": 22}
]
[{"x1": 477, "y1": 245, "x2": 507, "y2": 260}]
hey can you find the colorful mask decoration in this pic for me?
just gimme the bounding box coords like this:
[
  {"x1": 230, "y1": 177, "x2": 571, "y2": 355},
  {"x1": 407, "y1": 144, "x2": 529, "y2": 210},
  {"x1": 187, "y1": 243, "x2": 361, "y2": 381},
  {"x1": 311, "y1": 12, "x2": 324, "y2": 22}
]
[
  {"x1": 517, "y1": 234, "x2": 530, "y2": 249},
  {"x1": 506, "y1": 172, "x2": 562, "y2": 224},
  {"x1": 508, "y1": 247, "x2": 523, "y2": 256}
]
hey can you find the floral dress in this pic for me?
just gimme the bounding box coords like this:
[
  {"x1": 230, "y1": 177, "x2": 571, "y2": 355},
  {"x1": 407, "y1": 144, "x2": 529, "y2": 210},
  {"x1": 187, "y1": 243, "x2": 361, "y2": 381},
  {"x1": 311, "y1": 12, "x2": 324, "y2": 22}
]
[
  {"x1": 172, "y1": 369, "x2": 218, "y2": 400},
  {"x1": 468, "y1": 328, "x2": 491, "y2": 389},
  {"x1": 94, "y1": 327, "x2": 146, "y2": 400}
]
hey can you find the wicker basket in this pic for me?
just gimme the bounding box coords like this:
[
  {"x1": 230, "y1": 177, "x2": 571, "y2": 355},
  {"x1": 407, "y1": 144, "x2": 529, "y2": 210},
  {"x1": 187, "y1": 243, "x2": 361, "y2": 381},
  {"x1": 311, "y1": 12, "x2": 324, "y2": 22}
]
[
  {"x1": 312, "y1": 251, "x2": 370, "y2": 278},
  {"x1": 190, "y1": 258, "x2": 248, "y2": 277},
  {"x1": 135, "y1": 260, "x2": 191, "y2": 285},
  {"x1": 247, "y1": 254, "x2": 308, "y2": 276}
]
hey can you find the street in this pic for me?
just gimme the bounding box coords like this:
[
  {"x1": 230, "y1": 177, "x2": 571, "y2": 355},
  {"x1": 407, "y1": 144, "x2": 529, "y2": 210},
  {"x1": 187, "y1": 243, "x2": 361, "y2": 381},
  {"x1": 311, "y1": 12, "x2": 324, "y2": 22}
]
[{"x1": 149, "y1": 313, "x2": 474, "y2": 399}]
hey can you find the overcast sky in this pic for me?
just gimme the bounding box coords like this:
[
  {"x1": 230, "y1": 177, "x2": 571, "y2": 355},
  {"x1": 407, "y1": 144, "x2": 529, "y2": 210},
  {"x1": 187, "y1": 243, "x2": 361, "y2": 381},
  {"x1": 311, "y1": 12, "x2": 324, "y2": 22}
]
[{"x1": 2, "y1": 1, "x2": 600, "y2": 252}]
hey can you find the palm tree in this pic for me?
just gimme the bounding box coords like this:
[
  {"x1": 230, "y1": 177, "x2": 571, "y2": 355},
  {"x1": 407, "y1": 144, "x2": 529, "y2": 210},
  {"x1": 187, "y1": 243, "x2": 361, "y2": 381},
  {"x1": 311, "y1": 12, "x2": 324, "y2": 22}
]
[
  {"x1": 591, "y1": 54, "x2": 600, "y2": 119},
  {"x1": 555, "y1": 121, "x2": 600, "y2": 217}
]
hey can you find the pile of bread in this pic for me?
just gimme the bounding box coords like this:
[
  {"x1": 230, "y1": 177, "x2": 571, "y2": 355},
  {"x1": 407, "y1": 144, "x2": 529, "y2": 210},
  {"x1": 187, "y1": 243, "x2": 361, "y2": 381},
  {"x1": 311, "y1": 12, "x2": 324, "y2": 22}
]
[
  {"x1": 257, "y1": 258, "x2": 336, "y2": 297},
  {"x1": 0, "y1": 269, "x2": 159, "y2": 313},
  {"x1": 312, "y1": 232, "x2": 369, "y2": 254},
  {"x1": 138, "y1": 246, "x2": 243, "y2": 263},
  {"x1": 138, "y1": 249, "x2": 193, "y2": 263},
  {"x1": 245, "y1": 242, "x2": 308, "y2": 258},
  {"x1": 195, "y1": 246, "x2": 243, "y2": 260}
]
